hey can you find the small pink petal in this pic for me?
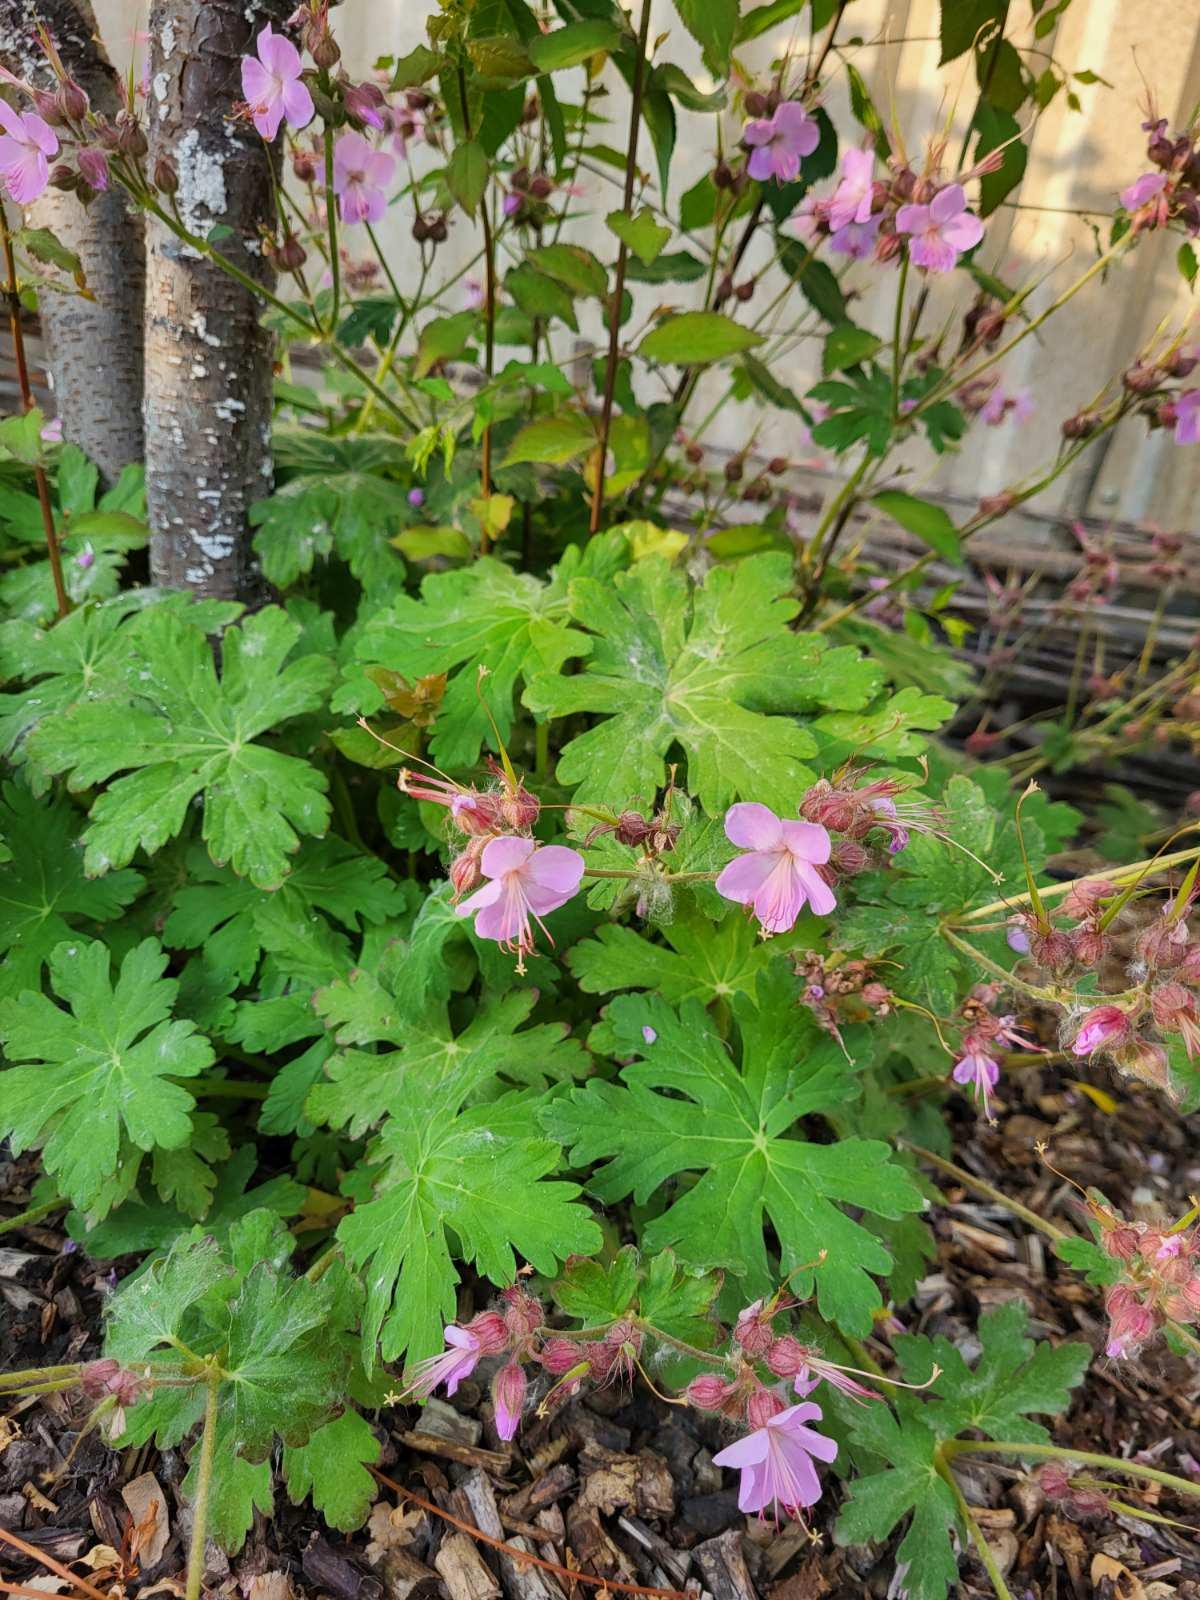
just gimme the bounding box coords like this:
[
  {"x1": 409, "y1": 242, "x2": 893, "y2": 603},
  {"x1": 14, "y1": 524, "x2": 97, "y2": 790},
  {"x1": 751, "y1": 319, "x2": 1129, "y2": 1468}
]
[{"x1": 724, "y1": 801, "x2": 784, "y2": 851}]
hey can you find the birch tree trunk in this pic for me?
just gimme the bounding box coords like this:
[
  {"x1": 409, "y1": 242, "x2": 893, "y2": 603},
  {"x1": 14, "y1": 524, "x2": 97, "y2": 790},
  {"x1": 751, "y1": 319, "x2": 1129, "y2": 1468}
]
[
  {"x1": 0, "y1": 0, "x2": 145, "y2": 483},
  {"x1": 144, "y1": 0, "x2": 287, "y2": 600}
]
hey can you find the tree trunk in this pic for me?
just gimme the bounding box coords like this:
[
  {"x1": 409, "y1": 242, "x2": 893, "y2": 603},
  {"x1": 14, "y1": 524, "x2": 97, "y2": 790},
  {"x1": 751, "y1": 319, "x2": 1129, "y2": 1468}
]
[
  {"x1": 0, "y1": 0, "x2": 145, "y2": 483},
  {"x1": 144, "y1": 0, "x2": 287, "y2": 600}
]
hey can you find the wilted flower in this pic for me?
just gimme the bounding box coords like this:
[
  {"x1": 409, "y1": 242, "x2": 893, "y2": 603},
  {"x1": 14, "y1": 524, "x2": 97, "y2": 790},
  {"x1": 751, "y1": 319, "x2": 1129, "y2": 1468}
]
[
  {"x1": 241, "y1": 24, "x2": 314, "y2": 142},
  {"x1": 1072, "y1": 1004, "x2": 1134, "y2": 1057},
  {"x1": 0, "y1": 102, "x2": 59, "y2": 203},
  {"x1": 743, "y1": 102, "x2": 819, "y2": 184},
  {"x1": 715, "y1": 803, "x2": 835, "y2": 933},
  {"x1": 712, "y1": 1401, "x2": 837, "y2": 1519},
  {"x1": 491, "y1": 1360, "x2": 526, "y2": 1440},
  {"x1": 896, "y1": 183, "x2": 983, "y2": 272},
  {"x1": 952, "y1": 1050, "x2": 1000, "y2": 1119}
]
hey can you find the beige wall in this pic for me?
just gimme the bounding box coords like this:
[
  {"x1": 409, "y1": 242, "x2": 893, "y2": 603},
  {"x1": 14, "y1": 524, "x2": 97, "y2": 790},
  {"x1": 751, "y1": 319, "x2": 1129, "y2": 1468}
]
[{"x1": 92, "y1": 0, "x2": 1200, "y2": 527}]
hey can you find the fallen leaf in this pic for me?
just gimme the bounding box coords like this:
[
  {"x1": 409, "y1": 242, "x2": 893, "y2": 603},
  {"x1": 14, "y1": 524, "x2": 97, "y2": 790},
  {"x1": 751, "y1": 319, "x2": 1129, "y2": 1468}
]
[
  {"x1": 1091, "y1": 1552, "x2": 1147, "y2": 1599},
  {"x1": 79, "y1": 1544, "x2": 121, "y2": 1571},
  {"x1": 122, "y1": 1471, "x2": 170, "y2": 1567}
]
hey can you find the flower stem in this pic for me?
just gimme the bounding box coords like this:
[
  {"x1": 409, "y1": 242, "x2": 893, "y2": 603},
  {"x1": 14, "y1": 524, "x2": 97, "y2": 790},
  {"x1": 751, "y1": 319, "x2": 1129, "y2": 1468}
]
[
  {"x1": 890, "y1": 251, "x2": 909, "y2": 422},
  {"x1": 940, "y1": 1437, "x2": 1200, "y2": 1499},
  {"x1": 185, "y1": 1370, "x2": 221, "y2": 1600},
  {"x1": 590, "y1": 0, "x2": 653, "y2": 535},
  {"x1": 934, "y1": 1453, "x2": 1017, "y2": 1600},
  {"x1": 0, "y1": 1196, "x2": 66, "y2": 1238},
  {"x1": 323, "y1": 124, "x2": 340, "y2": 332},
  {"x1": 958, "y1": 839, "x2": 1200, "y2": 924},
  {"x1": 0, "y1": 208, "x2": 69, "y2": 620},
  {"x1": 901, "y1": 1141, "x2": 1068, "y2": 1241}
]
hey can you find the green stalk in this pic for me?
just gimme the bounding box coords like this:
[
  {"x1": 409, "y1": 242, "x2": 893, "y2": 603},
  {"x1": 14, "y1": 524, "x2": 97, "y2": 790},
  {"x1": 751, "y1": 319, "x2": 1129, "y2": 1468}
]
[
  {"x1": 185, "y1": 1371, "x2": 221, "y2": 1600},
  {"x1": 323, "y1": 124, "x2": 341, "y2": 332},
  {"x1": 941, "y1": 1438, "x2": 1200, "y2": 1498},
  {"x1": 935, "y1": 1453, "x2": 1016, "y2": 1600},
  {"x1": 0, "y1": 1196, "x2": 66, "y2": 1237},
  {"x1": 890, "y1": 250, "x2": 909, "y2": 422}
]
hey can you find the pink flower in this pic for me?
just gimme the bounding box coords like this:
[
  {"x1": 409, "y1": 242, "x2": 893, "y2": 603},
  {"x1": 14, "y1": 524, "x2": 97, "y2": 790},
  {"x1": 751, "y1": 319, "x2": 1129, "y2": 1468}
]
[
  {"x1": 743, "y1": 102, "x2": 819, "y2": 185},
  {"x1": 332, "y1": 132, "x2": 395, "y2": 224},
  {"x1": 896, "y1": 183, "x2": 983, "y2": 273},
  {"x1": 241, "y1": 24, "x2": 314, "y2": 142},
  {"x1": 39, "y1": 417, "x2": 62, "y2": 444},
  {"x1": 980, "y1": 383, "x2": 1034, "y2": 426},
  {"x1": 952, "y1": 1050, "x2": 1000, "y2": 1120},
  {"x1": 1174, "y1": 389, "x2": 1200, "y2": 444},
  {"x1": 829, "y1": 216, "x2": 879, "y2": 259},
  {"x1": 0, "y1": 102, "x2": 58, "y2": 204},
  {"x1": 829, "y1": 147, "x2": 874, "y2": 231},
  {"x1": 463, "y1": 277, "x2": 485, "y2": 309},
  {"x1": 405, "y1": 1325, "x2": 482, "y2": 1399},
  {"x1": 455, "y1": 835, "x2": 584, "y2": 965},
  {"x1": 76, "y1": 146, "x2": 110, "y2": 192},
  {"x1": 712, "y1": 1401, "x2": 837, "y2": 1519},
  {"x1": 715, "y1": 803, "x2": 836, "y2": 933},
  {"x1": 1120, "y1": 170, "x2": 1167, "y2": 211},
  {"x1": 345, "y1": 81, "x2": 386, "y2": 130},
  {"x1": 1072, "y1": 1003, "x2": 1132, "y2": 1056},
  {"x1": 491, "y1": 1360, "x2": 526, "y2": 1440}
]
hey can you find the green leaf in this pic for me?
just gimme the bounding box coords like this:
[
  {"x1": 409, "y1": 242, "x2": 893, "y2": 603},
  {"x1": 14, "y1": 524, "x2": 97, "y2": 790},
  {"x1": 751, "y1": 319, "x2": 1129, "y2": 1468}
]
[
  {"x1": 553, "y1": 1245, "x2": 721, "y2": 1352},
  {"x1": 526, "y1": 243, "x2": 608, "y2": 297},
  {"x1": 27, "y1": 607, "x2": 334, "y2": 890},
  {"x1": 896, "y1": 1300, "x2": 1091, "y2": 1445},
  {"x1": 543, "y1": 969, "x2": 925, "y2": 1334},
  {"x1": 567, "y1": 902, "x2": 818, "y2": 1004},
  {"x1": 823, "y1": 323, "x2": 884, "y2": 374},
  {"x1": 973, "y1": 103, "x2": 1026, "y2": 216},
  {"x1": 344, "y1": 538, "x2": 628, "y2": 769},
  {"x1": 162, "y1": 838, "x2": 406, "y2": 987},
  {"x1": 836, "y1": 1397, "x2": 961, "y2": 1600},
  {"x1": 669, "y1": 0, "x2": 737, "y2": 75},
  {"x1": 735, "y1": 0, "x2": 805, "y2": 43},
  {"x1": 0, "y1": 939, "x2": 213, "y2": 1216},
  {"x1": 283, "y1": 1410, "x2": 381, "y2": 1532},
  {"x1": 524, "y1": 553, "x2": 881, "y2": 812},
  {"x1": 414, "y1": 310, "x2": 478, "y2": 379},
  {"x1": 20, "y1": 225, "x2": 85, "y2": 287},
  {"x1": 870, "y1": 491, "x2": 962, "y2": 562},
  {"x1": 625, "y1": 249, "x2": 706, "y2": 284},
  {"x1": 529, "y1": 19, "x2": 621, "y2": 70},
  {"x1": 446, "y1": 141, "x2": 489, "y2": 217},
  {"x1": 606, "y1": 207, "x2": 671, "y2": 266},
  {"x1": 390, "y1": 525, "x2": 473, "y2": 562},
  {"x1": 502, "y1": 411, "x2": 597, "y2": 467},
  {"x1": 639, "y1": 311, "x2": 762, "y2": 365},
  {"x1": 939, "y1": 0, "x2": 1004, "y2": 62},
  {"x1": 0, "y1": 782, "x2": 143, "y2": 1001},
  {"x1": 339, "y1": 1092, "x2": 601, "y2": 1364},
  {"x1": 1179, "y1": 241, "x2": 1197, "y2": 288},
  {"x1": 777, "y1": 239, "x2": 847, "y2": 324},
  {"x1": 391, "y1": 44, "x2": 442, "y2": 87}
]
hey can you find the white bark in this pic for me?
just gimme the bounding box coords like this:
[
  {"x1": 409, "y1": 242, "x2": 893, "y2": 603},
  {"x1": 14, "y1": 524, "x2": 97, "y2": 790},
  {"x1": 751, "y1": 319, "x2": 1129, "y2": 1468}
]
[
  {"x1": 143, "y1": 0, "x2": 287, "y2": 600},
  {"x1": 0, "y1": 0, "x2": 145, "y2": 483}
]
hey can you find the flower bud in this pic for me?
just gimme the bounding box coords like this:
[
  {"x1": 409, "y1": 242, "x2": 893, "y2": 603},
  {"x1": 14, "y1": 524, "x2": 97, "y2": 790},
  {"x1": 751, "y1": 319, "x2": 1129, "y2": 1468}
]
[
  {"x1": 1165, "y1": 348, "x2": 1198, "y2": 378},
  {"x1": 1030, "y1": 927, "x2": 1075, "y2": 974},
  {"x1": 275, "y1": 232, "x2": 308, "y2": 271},
  {"x1": 77, "y1": 147, "x2": 110, "y2": 193},
  {"x1": 491, "y1": 1361, "x2": 526, "y2": 1441},
  {"x1": 713, "y1": 160, "x2": 735, "y2": 189},
  {"x1": 153, "y1": 154, "x2": 179, "y2": 195},
  {"x1": 831, "y1": 839, "x2": 872, "y2": 875},
  {"x1": 32, "y1": 87, "x2": 64, "y2": 124},
  {"x1": 500, "y1": 1285, "x2": 543, "y2": 1341},
  {"x1": 80, "y1": 1358, "x2": 121, "y2": 1397},
  {"x1": 1072, "y1": 1003, "x2": 1133, "y2": 1056},
  {"x1": 743, "y1": 90, "x2": 768, "y2": 117},
  {"x1": 733, "y1": 1299, "x2": 774, "y2": 1357},
  {"x1": 345, "y1": 80, "x2": 386, "y2": 129},
  {"x1": 499, "y1": 783, "x2": 540, "y2": 831},
  {"x1": 1070, "y1": 924, "x2": 1108, "y2": 966},
  {"x1": 1137, "y1": 917, "x2": 1189, "y2": 970},
  {"x1": 686, "y1": 1372, "x2": 735, "y2": 1411},
  {"x1": 874, "y1": 229, "x2": 904, "y2": 263},
  {"x1": 307, "y1": 25, "x2": 341, "y2": 68},
  {"x1": 57, "y1": 79, "x2": 89, "y2": 123},
  {"x1": 50, "y1": 162, "x2": 80, "y2": 191},
  {"x1": 764, "y1": 1336, "x2": 807, "y2": 1378},
  {"x1": 539, "y1": 1337, "x2": 584, "y2": 1374},
  {"x1": 1061, "y1": 409, "x2": 1099, "y2": 440},
  {"x1": 450, "y1": 840, "x2": 485, "y2": 897},
  {"x1": 1113, "y1": 1037, "x2": 1172, "y2": 1092},
  {"x1": 1151, "y1": 981, "x2": 1193, "y2": 1029},
  {"x1": 746, "y1": 1385, "x2": 786, "y2": 1428},
  {"x1": 976, "y1": 490, "x2": 1016, "y2": 519},
  {"x1": 117, "y1": 115, "x2": 148, "y2": 158},
  {"x1": 292, "y1": 148, "x2": 318, "y2": 183},
  {"x1": 1123, "y1": 364, "x2": 1160, "y2": 394},
  {"x1": 1101, "y1": 1223, "x2": 1142, "y2": 1261},
  {"x1": 734, "y1": 279, "x2": 754, "y2": 303}
]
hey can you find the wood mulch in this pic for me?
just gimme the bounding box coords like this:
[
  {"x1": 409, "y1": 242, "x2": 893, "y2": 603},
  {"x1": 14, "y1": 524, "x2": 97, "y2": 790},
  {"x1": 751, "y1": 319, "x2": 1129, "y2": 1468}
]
[{"x1": 3, "y1": 1047, "x2": 1200, "y2": 1600}]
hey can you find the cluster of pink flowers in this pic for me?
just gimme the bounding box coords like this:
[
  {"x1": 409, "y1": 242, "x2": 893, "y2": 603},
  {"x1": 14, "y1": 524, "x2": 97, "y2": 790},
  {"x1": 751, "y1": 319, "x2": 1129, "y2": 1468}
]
[
  {"x1": 401, "y1": 761, "x2": 582, "y2": 971},
  {"x1": 789, "y1": 144, "x2": 986, "y2": 274},
  {"x1": 1118, "y1": 109, "x2": 1200, "y2": 238},
  {"x1": 408, "y1": 1287, "x2": 850, "y2": 1523},
  {"x1": 950, "y1": 984, "x2": 1040, "y2": 1120},
  {"x1": 957, "y1": 373, "x2": 1034, "y2": 428},
  {"x1": 1093, "y1": 1208, "x2": 1200, "y2": 1361},
  {"x1": 1009, "y1": 873, "x2": 1200, "y2": 1094},
  {"x1": 795, "y1": 951, "x2": 895, "y2": 1047},
  {"x1": 742, "y1": 96, "x2": 821, "y2": 185}
]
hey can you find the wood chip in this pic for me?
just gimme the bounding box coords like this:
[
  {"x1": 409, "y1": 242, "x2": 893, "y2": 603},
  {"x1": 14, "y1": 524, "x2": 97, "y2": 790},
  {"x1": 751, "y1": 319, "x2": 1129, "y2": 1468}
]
[
  {"x1": 1091, "y1": 1552, "x2": 1147, "y2": 1598},
  {"x1": 245, "y1": 1573, "x2": 295, "y2": 1600},
  {"x1": 693, "y1": 1529, "x2": 758, "y2": 1600},
  {"x1": 399, "y1": 1431, "x2": 511, "y2": 1474},
  {"x1": 435, "y1": 1533, "x2": 502, "y2": 1600},
  {"x1": 121, "y1": 1471, "x2": 170, "y2": 1568},
  {"x1": 457, "y1": 1469, "x2": 567, "y2": 1600}
]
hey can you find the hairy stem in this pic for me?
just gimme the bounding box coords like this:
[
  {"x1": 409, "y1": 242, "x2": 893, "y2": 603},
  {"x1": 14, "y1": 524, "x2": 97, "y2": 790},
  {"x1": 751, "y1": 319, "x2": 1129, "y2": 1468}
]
[
  {"x1": 935, "y1": 1454, "x2": 1017, "y2": 1600},
  {"x1": 0, "y1": 1196, "x2": 66, "y2": 1237},
  {"x1": 941, "y1": 1437, "x2": 1200, "y2": 1498},
  {"x1": 185, "y1": 1371, "x2": 220, "y2": 1600}
]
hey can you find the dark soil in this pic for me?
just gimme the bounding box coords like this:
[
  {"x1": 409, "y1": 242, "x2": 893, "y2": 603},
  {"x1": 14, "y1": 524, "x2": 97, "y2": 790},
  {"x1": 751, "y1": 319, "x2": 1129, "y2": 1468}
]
[{"x1": 3, "y1": 1050, "x2": 1200, "y2": 1600}]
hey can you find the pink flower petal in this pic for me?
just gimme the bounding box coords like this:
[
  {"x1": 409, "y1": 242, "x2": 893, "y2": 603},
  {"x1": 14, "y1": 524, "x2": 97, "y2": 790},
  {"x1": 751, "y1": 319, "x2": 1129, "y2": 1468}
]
[
  {"x1": 523, "y1": 843, "x2": 585, "y2": 899},
  {"x1": 258, "y1": 25, "x2": 302, "y2": 79},
  {"x1": 909, "y1": 234, "x2": 957, "y2": 273},
  {"x1": 455, "y1": 878, "x2": 503, "y2": 918},
  {"x1": 712, "y1": 1431, "x2": 769, "y2": 1469},
  {"x1": 894, "y1": 201, "x2": 929, "y2": 236},
  {"x1": 0, "y1": 101, "x2": 22, "y2": 139},
  {"x1": 742, "y1": 117, "x2": 774, "y2": 148},
  {"x1": 282, "y1": 77, "x2": 315, "y2": 130},
  {"x1": 779, "y1": 819, "x2": 831, "y2": 864},
  {"x1": 480, "y1": 834, "x2": 537, "y2": 878},
  {"x1": 774, "y1": 101, "x2": 819, "y2": 156},
  {"x1": 793, "y1": 861, "x2": 836, "y2": 917},
  {"x1": 27, "y1": 114, "x2": 58, "y2": 158},
  {"x1": 929, "y1": 183, "x2": 966, "y2": 225},
  {"x1": 724, "y1": 801, "x2": 784, "y2": 851},
  {"x1": 941, "y1": 210, "x2": 983, "y2": 252},
  {"x1": 715, "y1": 850, "x2": 778, "y2": 905},
  {"x1": 472, "y1": 884, "x2": 527, "y2": 945}
]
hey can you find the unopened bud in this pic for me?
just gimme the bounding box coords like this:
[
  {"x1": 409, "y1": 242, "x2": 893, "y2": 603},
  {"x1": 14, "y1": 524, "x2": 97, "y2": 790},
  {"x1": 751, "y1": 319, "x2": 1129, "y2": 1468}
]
[
  {"x1": 32, "y1": 87, "x2": 63, "y2": 124},
  {"x1": 57, "y1": 80, "x2": 89, "y2": 122},
  {"x1": 292, "y1": 148, "x2": 318, "y2": 183},
  {"x1": 499, "y1": 783, "x2": 540, "y2": 831},
  {"x1": 746, "y1": 1386, "x2": 786, "y2": 1428},
  {"x1": 491, "y1": 1361, "x2": 526, "y2": 1441},
  {"x1": 977, "y1": 490, "x2": 1016, "y2": 518},
  {"x1": 152, "y1": 153, "x2": 179, "y2": 195},
  {"x1": 686, "y1": 1372, "x2": 734, "y2": 1411},
  {"x1": 743, "y1": 90, "x2": 768, "y2": 117},
  {"x1": 464, "y1": 1310, "x2": 510, "y2": 1355},
  {"x1": 116, "y1": 116, "x2": 147, "y2": 158},
  {"x1": 1123, "y1": 363, "x2": 1161, "y2": 394},
  {"x1": 307, "y1": 25, "x2": 341, "y2": 68},
  {"x1": 539, "y1": 1337, "x2": 585, "y2": 1375},
  {"x1": 713, "y1": 160, "x2": 735, "y2": 189},
  {"x1": 529, "y1": 173, "x2": 553, "y2": 199},
  {"x1": 764, "y1": 1336, "x2": 807, "y2": 1378},
  {"x1": 50, "y1": 162, "x2": 79, "y2": 191},
  {"x1": 275, "y1": 232, "x2": 307, "y2": 271}
]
